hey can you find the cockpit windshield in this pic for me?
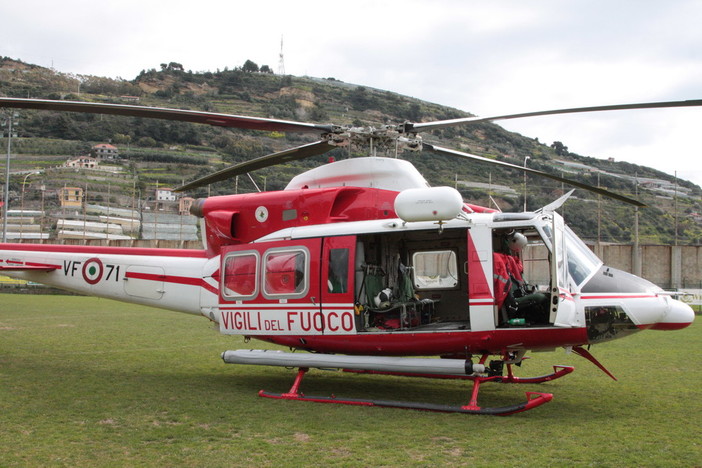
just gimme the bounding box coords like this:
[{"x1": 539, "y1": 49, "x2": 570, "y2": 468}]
[
  {"x1": 541, "y1": 222, "x2": 602, "y2": 288},
  {"x1": 564, "y1": 225, "x2": 602, "y2": 286}
]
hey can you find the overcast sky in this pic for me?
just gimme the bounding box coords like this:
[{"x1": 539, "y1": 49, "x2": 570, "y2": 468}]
[{"x1": 2, "y1": 0, "x2": 701, "y2": 187}]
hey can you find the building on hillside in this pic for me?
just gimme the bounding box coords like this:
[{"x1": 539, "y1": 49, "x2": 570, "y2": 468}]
[
  {"x1": 59, "y1": 187, "x2": 83, "y2": 207},
  {"x1": 65, "y1": 156, "x2": 98, "y2": 169},
  {"x1": 156, "y1": 187, "x2": 177, "y2": 202},
  {"x1": 179, "y1": 197, "x2": 195, "y2": 216},
  {"x1": 148, "y1": 187, "x2": 181, "y2": 212},
  {"x1": 91, "y1": 143, "x2": 119, "y2": 159}
]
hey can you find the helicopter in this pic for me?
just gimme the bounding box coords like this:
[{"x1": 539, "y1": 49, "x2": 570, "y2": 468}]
[{"x1": 0, "y1": 96, "x2": 698, "y2": 415}]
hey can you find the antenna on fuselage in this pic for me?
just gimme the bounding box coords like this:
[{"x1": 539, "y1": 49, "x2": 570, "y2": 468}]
[{"x1": 247, "y1": 173, "x2": 262, "y2": 192}]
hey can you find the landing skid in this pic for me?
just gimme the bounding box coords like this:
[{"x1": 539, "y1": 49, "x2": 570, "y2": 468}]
[{"x1": 258, "y1": 362, "x2": 574, "y2": 416}]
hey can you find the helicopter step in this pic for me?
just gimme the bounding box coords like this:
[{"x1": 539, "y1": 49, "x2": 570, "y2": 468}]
[{"x1": 222, "y1": 350, "x2": 574, "y2": 415}]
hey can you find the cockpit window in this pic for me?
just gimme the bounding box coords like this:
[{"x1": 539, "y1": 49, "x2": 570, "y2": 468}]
[
  {"x1": 542, "y1": 224, "x2": 602, "y2": 287},
  {"x1": 564, "y1": 225, "x2": 602, "y2": 285}
]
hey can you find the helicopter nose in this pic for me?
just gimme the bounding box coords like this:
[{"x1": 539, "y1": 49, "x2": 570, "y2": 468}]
[
  {"x1": 582, "y1": 265, "x2": 695, "y2": 331},
  {"x1": 650, "y1": 297, "x2": 695, "y2": 330}
]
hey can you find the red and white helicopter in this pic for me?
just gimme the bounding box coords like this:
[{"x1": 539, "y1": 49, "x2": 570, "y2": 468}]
[{"x1": 0, "y1": 96, "x2": 698, "y2": 415}]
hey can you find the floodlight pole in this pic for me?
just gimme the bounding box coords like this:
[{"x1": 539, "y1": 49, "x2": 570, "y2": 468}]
[
  {"x1": 20, "y1": 172, "x2": 36, "y2": 240},
  {"x1": 2, "y1": 111, "x2": 16, "y2": 243},
  {"x1": 633, "y1": 174, "x2": 641, "y2": 277},
  {"x1": 523, "y1": 156, "x2": 530, "y2": 212}
]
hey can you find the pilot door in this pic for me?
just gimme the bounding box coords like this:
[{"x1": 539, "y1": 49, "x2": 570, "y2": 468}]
[
  {"x1": 218, "y1": 238, "x2": 322, "y2": 335},
  {"x1": 548, "y1": 213, "x2": 578, "y2": 327}
]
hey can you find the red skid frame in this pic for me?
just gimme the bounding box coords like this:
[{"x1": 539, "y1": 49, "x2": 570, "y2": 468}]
[{"x1": 257, "y1": 361, "x2": 574, "y2": 416}]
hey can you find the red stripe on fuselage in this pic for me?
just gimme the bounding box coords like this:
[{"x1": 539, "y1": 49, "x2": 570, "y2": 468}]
[
  {"x1": 647, "y1": 322, "x2": 692, "y2": 331},
  {"x1": 581, "y1": 293, "x2": 658, "y2": 300},
  {"x1": 124, "y1": 271, "x2": 218, "y2": 295}
]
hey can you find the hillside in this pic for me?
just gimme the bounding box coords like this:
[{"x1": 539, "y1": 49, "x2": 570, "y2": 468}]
[{"x1": 1, "y1": 57, "x2": 701, "y2": 245}]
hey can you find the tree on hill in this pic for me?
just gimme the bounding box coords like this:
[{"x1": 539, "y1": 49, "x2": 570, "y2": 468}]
[
  {"x1": 242, "y1": 60, "x2": 259, "y2": 73},
  {"x1": 160, "y1": 62, "x2": 184, "y2": 72},
  {"x1": 551, "y1": 141, "x2": 569, "y2": 156}
]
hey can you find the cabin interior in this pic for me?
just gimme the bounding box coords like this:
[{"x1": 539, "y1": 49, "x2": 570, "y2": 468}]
[{"x1": 353, "y1": 226, "x2": 552, "y2": 333}]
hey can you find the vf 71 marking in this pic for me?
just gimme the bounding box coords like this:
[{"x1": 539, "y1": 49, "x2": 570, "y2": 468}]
[{"x1": 63, "y1": 258, "x2": 121, "y2": 284}]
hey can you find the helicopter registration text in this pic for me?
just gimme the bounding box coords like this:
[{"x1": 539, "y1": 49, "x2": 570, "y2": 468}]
[
  {"x1": 63, "y1": 258, "x2": 121, "y2": 285},
  {"x1": 219, "y1": 308, "x2": 356, "y2": 335}
]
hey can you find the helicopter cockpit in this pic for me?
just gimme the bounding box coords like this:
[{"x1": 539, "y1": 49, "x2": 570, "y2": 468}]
[{"x1": 492, "y1": 227, "x2": 551, "y2": 327}]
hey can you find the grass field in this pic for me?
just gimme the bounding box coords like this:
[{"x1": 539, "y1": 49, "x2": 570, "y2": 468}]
[{"x1": 1, "y1": 294, "x2": 700, "y2": 467}]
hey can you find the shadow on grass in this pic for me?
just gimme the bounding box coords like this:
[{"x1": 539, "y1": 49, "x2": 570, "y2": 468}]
[{"x1": 6, "y1": 351, "x2": 598, "y2": 422}]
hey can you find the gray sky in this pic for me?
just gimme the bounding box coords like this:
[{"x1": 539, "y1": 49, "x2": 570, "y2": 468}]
[{"x1": 2, "y1": 0, "x2": 701, "y2": 186}]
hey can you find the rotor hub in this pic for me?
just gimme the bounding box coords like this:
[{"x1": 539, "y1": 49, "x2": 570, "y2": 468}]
[{"x1": 323, "y1": 124, "x2": 422, "y2": 154}]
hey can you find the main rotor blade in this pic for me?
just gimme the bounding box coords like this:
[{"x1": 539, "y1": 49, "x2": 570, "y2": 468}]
[
  {"x1": 409, "y1": 99, "x2": 702, "y2": 133},
  {"x1": 424, "y1": 143, "x2": 646, "y2": 207},
  {"x1": 0, "y1": 97, "x2": 333, "y2": 134},
  {"x1": 176, "y1": 140, "x2": 333, "y2": 191}
]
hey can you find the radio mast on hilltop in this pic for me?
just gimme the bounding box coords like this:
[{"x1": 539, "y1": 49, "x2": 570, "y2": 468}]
[{"x1": 278, "y1": 35, "x2": 286, "y2": 75}]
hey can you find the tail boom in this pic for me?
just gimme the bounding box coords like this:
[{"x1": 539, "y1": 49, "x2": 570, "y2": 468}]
[{"x1": 0, "y1": 243, "x2": 217, "y2": 315}]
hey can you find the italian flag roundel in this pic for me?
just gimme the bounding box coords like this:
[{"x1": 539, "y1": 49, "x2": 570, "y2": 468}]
[{"x1": 82, "y1": 258, "x2": 104, "y2": 285}]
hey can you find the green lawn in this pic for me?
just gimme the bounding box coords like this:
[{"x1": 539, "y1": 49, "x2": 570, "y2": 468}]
[{"x1": 0, "y1": 294, "x2": 700, "y2": 467}]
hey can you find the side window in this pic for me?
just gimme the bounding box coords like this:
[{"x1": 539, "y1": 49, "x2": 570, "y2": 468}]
[
  {"x1": 263, "y1": 248, "x2": 309, "y2": 298},
  {"x1": 412, "y1": 250, "x2": 458, "y2": 290},
  {"x1": 327, "y1": 248, "x2": 349, "y2": 293},
  {"x1": 222, "y1": 252, "x2": 259, "y2": 300}
]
